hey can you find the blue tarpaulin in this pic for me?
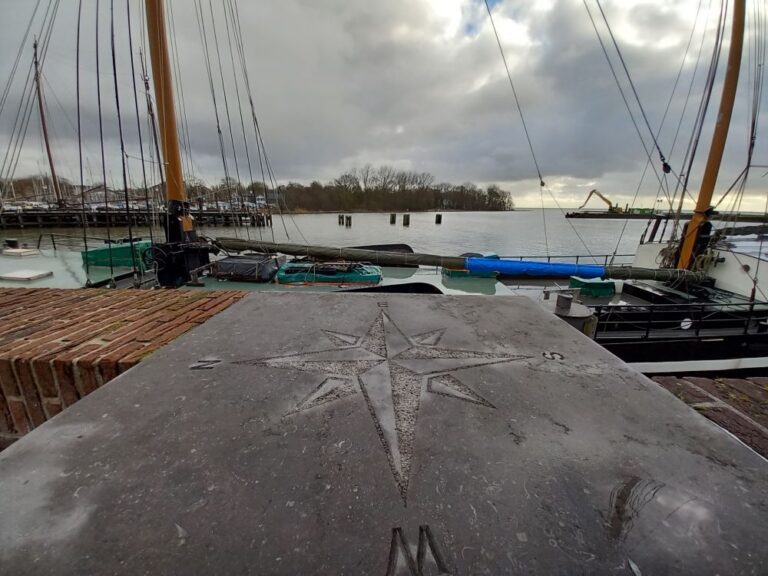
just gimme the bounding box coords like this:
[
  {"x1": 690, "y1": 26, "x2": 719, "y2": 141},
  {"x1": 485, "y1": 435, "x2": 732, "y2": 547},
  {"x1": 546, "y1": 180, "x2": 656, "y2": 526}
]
[{"x1": 465, "y1": 257, "x2": 605, "y2": 279}]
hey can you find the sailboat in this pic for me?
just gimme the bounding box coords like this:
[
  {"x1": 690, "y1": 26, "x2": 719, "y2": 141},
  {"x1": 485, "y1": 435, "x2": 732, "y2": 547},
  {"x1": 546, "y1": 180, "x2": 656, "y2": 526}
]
[
  {"x1": 215, "y1": 0, "x2": 766, "y2": 374},
  {"x1": 577, "y1": 0, "x2": 768, "y2": 374}
]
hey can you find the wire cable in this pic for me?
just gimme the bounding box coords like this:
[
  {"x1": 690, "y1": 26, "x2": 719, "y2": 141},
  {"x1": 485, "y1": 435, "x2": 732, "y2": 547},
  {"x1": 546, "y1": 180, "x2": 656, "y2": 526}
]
[
  {"x1": 611, "y1": 0, "x2": 705, "y2": 260},
  {"x1": 194, "y1": 0, "x2": 232, "y2": 218},
  {"x1": 95, "y1": 0, "x2": 115, "y2": 283},
  {"x1": 75, "y1": 0, "x2": 90, "y2": 284},
  {"x1": 111, "y1": 0, "x2": 139, "y2": 284},
  {"x1": 127, "y1": 0, "x2": 154, "y2": 245},
  {"x1": 0, "y1": 0, "x2": 42, "y2": 120},
  {"x1": 483, "y1": 0, "x2": 549, "y2": 254},
  {"x1": 595, "y1": 0, "x2": 671, "y2": 169}
]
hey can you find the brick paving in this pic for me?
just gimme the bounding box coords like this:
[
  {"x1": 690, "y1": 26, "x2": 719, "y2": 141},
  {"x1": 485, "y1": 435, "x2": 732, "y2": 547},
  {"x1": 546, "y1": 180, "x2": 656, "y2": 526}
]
[
  {"x1": 0, "y1": 288, "x2": 246, "y2": 448},
  {"x1": 653, "y1": 375, "x2": 768, "y2": 458}
]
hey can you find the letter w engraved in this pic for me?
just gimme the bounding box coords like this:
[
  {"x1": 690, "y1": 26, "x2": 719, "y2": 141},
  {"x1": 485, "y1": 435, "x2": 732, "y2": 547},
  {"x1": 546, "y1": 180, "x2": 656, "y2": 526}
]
[{"x1": 386, "y1": 525, "x2": 451, "y2": 575}]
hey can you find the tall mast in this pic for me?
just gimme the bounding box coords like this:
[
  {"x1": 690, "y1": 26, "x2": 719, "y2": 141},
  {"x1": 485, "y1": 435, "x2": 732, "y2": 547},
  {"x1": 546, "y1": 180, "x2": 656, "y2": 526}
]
[
  {"x1": 677, "y1": 0, "x2": 746, "y2": 269},
  {"x1": 144, "y1": 0, "x2": 191, "y2": 242},
  {"x1": 33, "y1": 40, "x2": 63, "y2": 208}
]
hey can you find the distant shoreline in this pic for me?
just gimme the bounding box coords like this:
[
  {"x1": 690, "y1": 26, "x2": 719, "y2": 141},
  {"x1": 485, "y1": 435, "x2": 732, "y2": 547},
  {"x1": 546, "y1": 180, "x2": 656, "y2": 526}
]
[{"x1": 280, "y1": 208, "x2": 525, "y2": 214}]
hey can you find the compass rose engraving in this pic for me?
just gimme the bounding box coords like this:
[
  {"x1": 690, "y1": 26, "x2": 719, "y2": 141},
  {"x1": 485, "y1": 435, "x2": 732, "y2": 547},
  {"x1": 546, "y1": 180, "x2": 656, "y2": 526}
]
[{"x1": 237, "y1": 310, "x2": 528, "y2": 499}]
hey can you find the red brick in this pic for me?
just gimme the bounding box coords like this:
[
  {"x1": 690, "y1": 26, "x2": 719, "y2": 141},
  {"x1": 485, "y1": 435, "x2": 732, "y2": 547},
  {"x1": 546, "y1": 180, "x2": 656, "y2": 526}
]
[
  {"x1": 97, "y1": 341, "x2": 148, "y2": 384},
  {"x1": 0, "y1": 358, "x2": 20, "y2": 399},
  {"x1": 42, "y1": 399, "x2": 63, "y2": 419},
  {"x1": 719, "y1": 378, "x2": 768, "y2": 403},
  {"x1": 0, "y1": 287, "x2": 246, "y2": 441},
  {"x1": 13, "y1": 359, "x2": 46, "y2": 428},
  {"x1": 52, "y1": 344, "x2": 103, "y2": 406},
  {"x1": 0, "y1": 393, "x2": 11, "y2": 433},
  {"x1": 116, "y1": 358, "x2": 139, "y2": 374},
  {"x1": 76, "y1": 361, "x2": 100, "y2": 396},
  {"x1": 30, "y1": 358, "x2": 59, "y2": 399},
  {"x1": 6, "y1": 399, "x2": 30, "y2": 435}
]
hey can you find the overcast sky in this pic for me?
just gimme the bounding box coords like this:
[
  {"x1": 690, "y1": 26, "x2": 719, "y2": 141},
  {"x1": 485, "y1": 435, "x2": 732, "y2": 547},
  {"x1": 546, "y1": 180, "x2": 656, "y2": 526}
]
[{"x1": 0, "y1": 0, "x2": 766, "y2": 209}]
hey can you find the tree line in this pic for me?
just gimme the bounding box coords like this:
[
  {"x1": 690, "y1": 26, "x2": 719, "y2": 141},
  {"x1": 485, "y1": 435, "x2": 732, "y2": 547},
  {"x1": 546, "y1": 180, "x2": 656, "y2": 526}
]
[
  {"x1": 3, "y1": 165, "x2": 514, "y2": 212},
  {"x1": 273, "y1": 165, "x2": 514, "y2": 212}
]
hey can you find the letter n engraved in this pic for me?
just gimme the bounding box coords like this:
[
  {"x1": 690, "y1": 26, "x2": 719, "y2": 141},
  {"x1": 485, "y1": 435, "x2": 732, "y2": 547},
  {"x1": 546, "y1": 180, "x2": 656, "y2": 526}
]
[{"x1": 386, "y1": 525, "x2": 451, "y2": 576}]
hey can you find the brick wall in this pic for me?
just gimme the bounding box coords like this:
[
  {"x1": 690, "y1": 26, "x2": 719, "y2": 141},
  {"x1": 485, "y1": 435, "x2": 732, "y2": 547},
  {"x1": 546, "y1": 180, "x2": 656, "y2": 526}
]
[{"x1": 0, "y1": 288, "x2": 246, "y2": 447}]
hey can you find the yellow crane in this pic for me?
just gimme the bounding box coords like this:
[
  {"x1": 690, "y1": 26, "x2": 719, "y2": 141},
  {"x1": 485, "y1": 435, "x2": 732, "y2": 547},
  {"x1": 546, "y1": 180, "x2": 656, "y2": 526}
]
[{"x1": 578, "y1": 189, "x2": 624, "y2": 214}]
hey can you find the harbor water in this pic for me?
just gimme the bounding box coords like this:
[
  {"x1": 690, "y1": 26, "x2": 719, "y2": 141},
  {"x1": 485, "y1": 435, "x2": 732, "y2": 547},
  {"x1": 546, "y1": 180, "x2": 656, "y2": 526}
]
[{"x1": 4, "y1": 209, "x2": 652, "y2": 259}]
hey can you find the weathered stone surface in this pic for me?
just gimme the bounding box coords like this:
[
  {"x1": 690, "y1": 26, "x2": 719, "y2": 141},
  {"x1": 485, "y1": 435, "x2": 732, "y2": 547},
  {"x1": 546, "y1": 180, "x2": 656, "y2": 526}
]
[{"x1": 0, "y1": 293, "x2": 766, "y2": 575}]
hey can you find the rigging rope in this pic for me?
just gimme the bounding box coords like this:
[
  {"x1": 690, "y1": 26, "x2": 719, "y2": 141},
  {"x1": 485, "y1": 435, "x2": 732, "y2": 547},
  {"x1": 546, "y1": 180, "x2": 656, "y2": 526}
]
[
  {"x1": 13, "y1": 0, "x2": 61, "y2": 185},
  {"x1": 0, "y1": 0, "x2": 59, "y2": 199},
  {"x1": 583, "y1": 0, "x2": 669, "y2": 194},
  {"x1": 75, "y1": 0, "x2": 90, "y2": 284},
  {"x1": 194, "y1": 0, "x2": 234, "y2": 225},
  {"x1": 673, "y1": 0, "x2": 727, "y2": 240},
  {"x1": 207, "y1": 0, "x2": 246, "y2": 236},
  {"x1": 483, "y1": 0, "x2": 545, "y2": 187},
  {"x1": 111, "y1": 0, "x2": 139, "y2": 284},
  {"x1": 223, "y1": 0, "x2": 253, "y2": 241},
  {"x1": 483, "y1": 1, "x2": 599, "y2": 258},
  {"x1": 0, "y1": 0, "x2": 42, "y2": 121},
  {"x1": 664, "y1": 0, "x2": 716, "y2": 222},
  {"x1": 166, "y1": 0, "x2": 196, "y2": 180},
  {"x1": 594, "y1": 0, "x2": 671, "y2": 172},
  {"x1": 483, "y1": 0, "x2": 549, "y2": 254},
  {"x1": 719, "y1": 0, "x2": 767, "y2": 301},
  {"x1": 95, "y1": 0, "x2": 115, "y2": 284},
  {"x1": 229, "y1": 0, "x2": 306, "y2": 242},
  {"x1": 126, "y1": 0, "x2": 154, "y2": 245},
  {"x1": 208, "y1": 1, "x2": 242, "y2": 200},
  {"x1": 140, "y1": 50, "x2": 167, "y2": 236},
  {"x1": 611, "y1": 0, "x2": 705, "y2": 261}
]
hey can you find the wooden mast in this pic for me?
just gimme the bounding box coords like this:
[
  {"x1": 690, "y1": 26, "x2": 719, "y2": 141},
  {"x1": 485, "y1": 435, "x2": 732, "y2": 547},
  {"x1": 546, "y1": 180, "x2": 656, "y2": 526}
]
[
  {"x1": 144, "y1": 0, "x2": 191, "y2": 242},
  {"x1": 677, "y1": 0, "x2": 746, "y2": 269},
  {"x1": 33, "y1": 40, "x2": 63, "y2": 208}
]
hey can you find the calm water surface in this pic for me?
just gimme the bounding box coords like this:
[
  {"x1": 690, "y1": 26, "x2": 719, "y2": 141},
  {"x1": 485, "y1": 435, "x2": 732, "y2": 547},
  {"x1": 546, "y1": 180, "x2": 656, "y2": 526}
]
[{"x1": 8, "y1": 209, "x2": 650, "y2": 259}]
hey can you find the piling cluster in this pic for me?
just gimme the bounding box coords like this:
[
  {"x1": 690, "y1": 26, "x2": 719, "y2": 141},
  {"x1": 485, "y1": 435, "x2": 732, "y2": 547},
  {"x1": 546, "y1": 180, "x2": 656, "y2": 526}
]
[{"x1": 335, "y1": 213, "x2": 443, "y2": 228}]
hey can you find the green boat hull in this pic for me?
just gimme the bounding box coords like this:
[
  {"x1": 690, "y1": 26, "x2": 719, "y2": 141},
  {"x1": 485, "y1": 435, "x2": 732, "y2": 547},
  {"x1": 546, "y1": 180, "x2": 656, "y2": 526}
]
[{"x1": 81, "y1": 241, "x2": 152, "y2": 272}]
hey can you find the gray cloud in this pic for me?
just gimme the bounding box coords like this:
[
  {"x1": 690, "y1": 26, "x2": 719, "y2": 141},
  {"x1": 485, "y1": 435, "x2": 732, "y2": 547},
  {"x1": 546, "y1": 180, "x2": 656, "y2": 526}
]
[{"x1": 0, "y1": 0, "x2": 765, "y2": 209}]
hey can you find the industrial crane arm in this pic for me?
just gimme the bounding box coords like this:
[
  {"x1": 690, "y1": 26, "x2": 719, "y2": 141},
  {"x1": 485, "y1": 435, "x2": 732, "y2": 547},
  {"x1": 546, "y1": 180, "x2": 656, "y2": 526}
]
[{"x1": 578, "y1": 189, "x2": 615, "y2": 210}]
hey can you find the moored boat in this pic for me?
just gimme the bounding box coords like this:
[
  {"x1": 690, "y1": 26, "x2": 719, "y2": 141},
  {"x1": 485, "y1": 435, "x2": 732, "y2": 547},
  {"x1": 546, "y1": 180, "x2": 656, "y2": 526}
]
[
  {"x1": 276, "y1": 261, "x2": 382, "y2": 286},
  {"x1": 210, "y1": 254, "x2": 284, "y2": 283}
]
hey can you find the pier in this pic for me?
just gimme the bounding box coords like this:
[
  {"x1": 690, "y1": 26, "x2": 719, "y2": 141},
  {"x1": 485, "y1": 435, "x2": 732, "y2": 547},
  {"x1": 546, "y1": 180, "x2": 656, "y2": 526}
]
[
  {"x1": 0, "y1": 292, "x2": 765, "y2": 574},
  {"x1": 0, "y1": 287, "x2": 245, "y2": 447},
  {"x1": 0, "y1": 209, "x2": 273, "y2": 229}
]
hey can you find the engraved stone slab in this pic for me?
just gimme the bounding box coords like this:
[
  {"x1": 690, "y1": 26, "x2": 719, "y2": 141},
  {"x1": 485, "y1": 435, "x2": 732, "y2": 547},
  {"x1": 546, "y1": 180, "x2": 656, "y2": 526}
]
[{"x1": 0, "y1": 293, "x2": 766, "y2": 575}]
